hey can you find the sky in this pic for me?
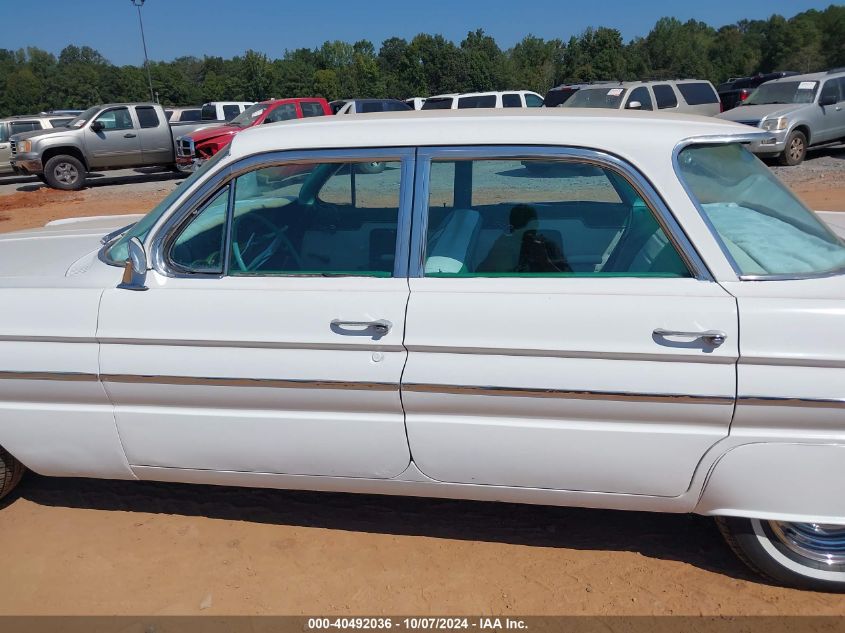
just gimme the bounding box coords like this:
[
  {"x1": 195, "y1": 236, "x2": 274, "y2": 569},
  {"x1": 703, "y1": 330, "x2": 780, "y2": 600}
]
[{"x1": 0, "y1": 0, "x2": 837, "y2": 66}]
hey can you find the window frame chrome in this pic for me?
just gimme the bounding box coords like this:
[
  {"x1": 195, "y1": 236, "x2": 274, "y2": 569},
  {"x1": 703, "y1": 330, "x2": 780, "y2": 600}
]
[
  {"x1": 148, "y1": 147, "x2": 417, "y2": 280},
  {"x1": 409, "y1": 145, "x2": 714, "y2": 281},
  {"x1": 672, "y1": 133, "x2": 845, "y2": 281}
]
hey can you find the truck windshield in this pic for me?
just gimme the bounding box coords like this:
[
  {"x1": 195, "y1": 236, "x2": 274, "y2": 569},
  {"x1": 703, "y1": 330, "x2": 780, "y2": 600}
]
[
  {"x1": 66, "y1": 106, "x2": 100, "y2": 129},
  {"x1": 101, "y1": 147, "x2": 231, "y2": 265},
  {"x1": 562, "y1": 87, "x2": 627, "y2": 108},
  {"x1": 677, "y1": 143, "x2": 845, "y2": 277},
  {"x1": 742, "y1": 81, "x2": 818, "y2": 105},
  {"x1": 228, "y1": 103, "x2": 268, "y2": 127}
]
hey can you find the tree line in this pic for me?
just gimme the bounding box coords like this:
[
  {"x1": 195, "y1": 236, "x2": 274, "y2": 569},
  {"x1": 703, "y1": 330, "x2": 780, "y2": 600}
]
[{"x1": 1, "y1": 4, "x2": 843, "y2": 117}]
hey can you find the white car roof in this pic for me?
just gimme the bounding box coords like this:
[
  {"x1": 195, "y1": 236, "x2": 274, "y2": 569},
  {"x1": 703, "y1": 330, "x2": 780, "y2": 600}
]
[{"x1": 228, "y1": 108, "x2": 759, "y2": 165}]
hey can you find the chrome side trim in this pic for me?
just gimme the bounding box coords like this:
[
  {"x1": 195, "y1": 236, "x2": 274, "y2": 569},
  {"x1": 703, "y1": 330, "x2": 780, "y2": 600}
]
[
  {"x1": 740, "y1": 396, "x2": 845, "y2": 409},
  {"x1": 0, "y1": 371, "x2": 98, "y2": 382},
  {"x1": 410, "y1": 145, "x2": 715, "y2": 281},
  {"x1": 402, "y1": 383, "x2": 733, "y2": 405},
  {"x1": 101, "y1": 374, "x2": 397, "y2": 391}
]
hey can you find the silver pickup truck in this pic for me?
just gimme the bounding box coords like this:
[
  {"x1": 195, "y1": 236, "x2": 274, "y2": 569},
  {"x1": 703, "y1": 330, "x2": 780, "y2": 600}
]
[{"x1": 10, "y1": 103, "x2": 219, "y2": 189}]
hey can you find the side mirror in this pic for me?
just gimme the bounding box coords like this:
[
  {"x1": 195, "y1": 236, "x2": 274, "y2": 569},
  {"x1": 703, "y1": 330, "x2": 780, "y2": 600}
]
[
  {"x1": 117, "y1": 236, "x2": 148, "y2": 291},
  {"x1": 819, "y1": 95, "x2": 837, "y2": 107},
  {"x1": 626, "y1": 101, "x2": 642, "y2": 110},
  {"x1": 90, "y1": 120, "x2": 104, "y2": 133}
]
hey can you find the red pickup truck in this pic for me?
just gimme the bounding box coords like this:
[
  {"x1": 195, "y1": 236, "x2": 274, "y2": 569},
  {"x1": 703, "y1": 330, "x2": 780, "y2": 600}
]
[{"x1": 176, "y1": 97, "x2": 331, "y2": 168}]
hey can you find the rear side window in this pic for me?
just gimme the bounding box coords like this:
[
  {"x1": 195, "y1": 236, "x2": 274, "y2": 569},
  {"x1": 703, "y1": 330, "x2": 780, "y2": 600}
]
[
  {"x1": 422, "y1": 98, "x2": 453, "y2": 110},
  {"x1": 502, "y1": 94, "x2": 522, "y2": 108},
  {"x1": 653, "y1": 84, "x2": 678, "y2": 109},
  {"x1": 264, "y1": 103, "x2": 297, "y2": 123},
  {"x1": 202, "y1": 104, "x2": 218, "y2": 120},
  {"x1": 458, "y1": 95, "x2": 497, "y2": 109},
  {"x1": 525, "y1": 94, "x2": 544, "y2": 107},
  {"x1": 301, "y1": 102, "x2": 326, "y2": 117},
  {"x1": 9, "y1": 121, "x2": 41, "y2": 135},
  {"x1": 677, "y1": 82, "x2": 718, "y2": 105},
  {"x1": 222, "y1": 105, "x2": 241, "y2": 121},
  {"x1": 135, "y1": 106, "x2": 160, "y2": 129}
]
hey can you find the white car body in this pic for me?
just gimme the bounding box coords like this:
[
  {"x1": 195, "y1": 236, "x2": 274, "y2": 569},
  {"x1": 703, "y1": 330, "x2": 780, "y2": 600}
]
[
  {"x1": 421, "y1": 91, "x2": 545, "y2": 110},
  {"x1": 1, "y1": 109, "x2": 844, "y2": 587}
]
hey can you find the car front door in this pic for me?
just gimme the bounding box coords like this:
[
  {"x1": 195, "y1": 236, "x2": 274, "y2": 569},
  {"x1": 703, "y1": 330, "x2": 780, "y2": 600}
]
[
  {"x1": 97, "y1": 149, "x2": 414, "y2": 479},
  {"x1": 816, "y1": 78, "x2": 845, "y2": 143},
  {"x1": 84, "y1": 106, "x2": 142, "y2": 168},
  {"x1": 401, "y1": 147, "x2": 738, "y2": 497}
]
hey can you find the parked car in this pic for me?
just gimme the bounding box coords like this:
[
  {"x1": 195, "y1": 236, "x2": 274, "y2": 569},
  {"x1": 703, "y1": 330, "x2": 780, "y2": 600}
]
[
  {"x1": 717, "y1": 71, "x2": 799, "y2": 111},
  {"x1": 176, "y1": 98, "x2": 331, "y2": 169},
  {"x1": 1, "y1": 109, "x2": 844, "y2": 591},
  {"x1": 421, "y1": 90, "x2": 544, "y2": 109},
  {"x1": 562, "y1": 79, "x2": 721, "y2": 115},
  {"x1": 9, "y1": 103, "x2": 213, "y2": 189},
  {"x1": 405, "y1": 97, "x2": 427, "y2": 110},
  {"x1": 164, "y1": 106, "x2": 203, "y2": 123},
  {"x1": 717, "y1": 68, "x2": 845, "y2": 165},
  {"x1": 200, "y1": 101, "x2": 254, "y2": 122},
  {"x1": 544, "y1": 82, "x2": 589, "y2": 107},
  {"x1": 0, "y1": 114, "x2": 75, "y2": 175},
  {"x1": 330, "y1": 99, "x2": 412, "y2": 114}
]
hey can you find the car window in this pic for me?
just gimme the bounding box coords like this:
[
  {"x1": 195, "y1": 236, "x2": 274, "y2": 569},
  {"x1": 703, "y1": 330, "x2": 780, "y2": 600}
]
[
  {"x1": 677, "y1": 143, "x2": 845, "y2": 277},
  {"x1": 562, "y1": 87, "x2": 627, "y2": 109},
  {"x1": 180, "y1": 109, "x2": 202, "y2": 121},
  {"x1": 423, "y1": 158, "x2": 690, "y2": 278},
  {"x1": 135, "y1": 106, "x2": 160, "y2": 129},
  {"x1": 0, "y1": 124, "x2": 7, "y2": 142},
  {"x1": 839, "y1": 78, "x2": 845, "y2": 102},
  {"x1": 201, "y1": 104, "x2": 218, "y2": 120},
  {"x1": 222, "y1": 105, "x2": 241, "y2": 121},
  {"x1": 169, "y1": 186, "x2": 230, "y2": 274},
  {"x1": 626, "y1": 87, "x2": 653, "y2": 110},
  {"x1": 48, "y1": 118, "x2": 72, "y2": 127},
  {"x1": 164, "y1": 110, "x2": 174, "y2": 121},
  {"x1": 502, "y1": 94, "x2": 522, "y2": 108},
  {"x1": 653, "y1": 84, "x2": 678, "y2": 109},
  {"x1": 458, "y1": 95, "x2": 497, "y2": 109},
  {"x1": 421, "y1": 97, "x2": 454, "y2": 110},
  {"x1": 525, "y1": 93, "x2": 544, "y2": 107},
  {"x1": 227, "y1": 160, "x2": 402, "y2": 276},
  {"x1": 676, "y1": 82, "x2": 719, "y2": 105},
  {"x1": 820, "y1": 79, "x2": 842, "y2": 103},
  {"x1": 301, "y1": 102, "x2": 326, "y2": 117},
  {"x1": 264, "y1": 103, "x2": 298, "y2": 123},
  {"x1": 9, "y1": 121, "x2": 41, "y2": 135},
  {"x1": 95, "y1": 107, "x2": 133, "y2": 131}
]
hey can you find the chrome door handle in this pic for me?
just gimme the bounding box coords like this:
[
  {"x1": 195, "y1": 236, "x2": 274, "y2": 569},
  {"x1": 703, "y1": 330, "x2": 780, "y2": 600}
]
[
  {"x1": 653, "y1": 328, "x2": 727, "y2": 346},
  {"x1": 331, "y1": 319, "x2": 393, "y2": 334},
  {"x1": 124, "y1": 133, "x2": 137, "y2": 138}
]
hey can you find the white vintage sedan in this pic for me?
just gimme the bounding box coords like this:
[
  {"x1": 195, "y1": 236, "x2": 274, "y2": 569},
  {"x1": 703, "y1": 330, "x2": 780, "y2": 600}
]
[{"x1": 1, "y1": 110, "x2": 844, "y2": 591}]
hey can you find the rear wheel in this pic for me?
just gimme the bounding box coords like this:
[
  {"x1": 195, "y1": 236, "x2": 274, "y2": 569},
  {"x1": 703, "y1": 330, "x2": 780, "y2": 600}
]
[
  {"x1": 778, "y1": 130, "x2": 807, "y2": 166},
  {"x1": 43, "y1": 154, "x2": 86, "y2": 190},
  {"x1": 717, "y1": 516, "x2": 845, "y2": 592},
  {"x1": 0, "y1": 446, "x2": 24, "y2": 500}
]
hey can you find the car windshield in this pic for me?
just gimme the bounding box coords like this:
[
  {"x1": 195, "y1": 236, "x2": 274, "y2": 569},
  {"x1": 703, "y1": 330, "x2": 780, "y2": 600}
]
[
  {"x1": 65, "y1": 106, "x2": 100, "y2": 129},
  {"x1": 677, "y1": 143, "x2": 845, "y2": 277},
  {"x1": 562, "y1": 87, "x2": 627, "y2": 109},
  {"x1": 102, "y1": 147, "x2": 231, "y2": 265},
  {"x1": 228, "y1": 103, "x2": 268, "y2": 127},
  {"x1": 742, "y1": 81, "x2": 818, "y2": 105}
]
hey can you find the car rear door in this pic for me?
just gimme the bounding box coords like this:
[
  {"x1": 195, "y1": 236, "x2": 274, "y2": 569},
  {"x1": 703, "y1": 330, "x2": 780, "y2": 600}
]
[
  {"x1": 135, "y1": 105, "x2": 173, "y2": 165},
  {"x1": 97, "y1": 148, "x2": 415, "y2": 480},
  {"x1": 401, "y1": 146, "x2": 738, "y2": 497}
]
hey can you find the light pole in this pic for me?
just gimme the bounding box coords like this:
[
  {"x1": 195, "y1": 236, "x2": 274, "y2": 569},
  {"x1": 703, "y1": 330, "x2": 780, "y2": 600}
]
[{"x1": 131, "y1": 0, "x2": 155, "y2": 102}]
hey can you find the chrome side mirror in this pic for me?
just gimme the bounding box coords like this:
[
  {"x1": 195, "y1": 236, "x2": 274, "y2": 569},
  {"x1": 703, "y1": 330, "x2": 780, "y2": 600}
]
[
  {"x1": 626, "y1": 100, "x2": 642, "y2": 110},
  {"x1": 117, "y1": 236, "x2": 148, "y2": 291}
]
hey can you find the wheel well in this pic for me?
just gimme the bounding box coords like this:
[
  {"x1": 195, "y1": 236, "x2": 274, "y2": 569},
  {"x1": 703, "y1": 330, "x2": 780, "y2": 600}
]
[
  {"x1": 793, "y1": 125, "x2": 811, "y2": 146},
  {"x1": 41, "y1": 146, "x2": 88, "y2": 171}
]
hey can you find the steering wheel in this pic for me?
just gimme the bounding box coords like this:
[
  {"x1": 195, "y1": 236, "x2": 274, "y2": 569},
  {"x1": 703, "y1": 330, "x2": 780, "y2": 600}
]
[{"x1": 231, "y1": 211, "x2": 303, "y2": 272}]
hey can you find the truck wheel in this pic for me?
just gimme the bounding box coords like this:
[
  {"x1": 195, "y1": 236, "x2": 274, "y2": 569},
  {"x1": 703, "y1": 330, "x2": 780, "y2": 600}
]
[
  {"x1": 779, "y1": 130, "x2": 807, "y2": 166},
  {"x1": 43, "y1": 155, "x2": 86, "y2": 190},
  {"x1": 716, "y1": 516, "x2": 845, "y2": 592},
  {"x1": 0, "y1": 446, "x2": 24, "y2": 500}
]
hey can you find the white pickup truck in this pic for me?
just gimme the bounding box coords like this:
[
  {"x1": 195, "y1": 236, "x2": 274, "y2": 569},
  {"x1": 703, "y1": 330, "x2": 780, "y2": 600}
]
[{"x1": 9, "y1": 102, "x2": 219, "y2": 190}]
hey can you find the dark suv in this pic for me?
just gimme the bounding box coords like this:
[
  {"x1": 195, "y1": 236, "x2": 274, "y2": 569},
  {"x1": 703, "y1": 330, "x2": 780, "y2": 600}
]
[{"x1": 717, "y1": 72, "x2": 798, "y2": 111}]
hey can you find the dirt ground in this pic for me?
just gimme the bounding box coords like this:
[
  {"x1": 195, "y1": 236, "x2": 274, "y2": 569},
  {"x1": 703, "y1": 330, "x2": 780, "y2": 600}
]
[{"x1": 0, "y1": 151, "x2": 844, "y2": 616}]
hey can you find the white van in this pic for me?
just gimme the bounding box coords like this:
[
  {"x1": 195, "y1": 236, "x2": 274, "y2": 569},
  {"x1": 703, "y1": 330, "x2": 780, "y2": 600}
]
[
  {"x1": 421, "y1": 90, "x2": 544, "y2": 110},
  {"x1": 200, "y1": 101, "x2": 255, "y2": 122}
]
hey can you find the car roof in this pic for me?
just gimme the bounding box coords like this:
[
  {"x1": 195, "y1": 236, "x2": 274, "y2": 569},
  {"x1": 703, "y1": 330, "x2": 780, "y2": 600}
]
[
  {"x1": 229, "y1": 108, "x2": 760, "y2": 164},
  {"x1": 767, "y1": 70, "x2": 844, "y2": 83},
  {"x1": 428, "y1": 90, "x2": 540, "y2": 99}
]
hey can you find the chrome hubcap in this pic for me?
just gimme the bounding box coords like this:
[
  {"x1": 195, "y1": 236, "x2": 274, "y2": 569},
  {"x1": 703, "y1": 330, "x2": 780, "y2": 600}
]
[
  {"x1": 770, "y1": 521, "x2": 845, "y2": 565},
  {"x1": 54, "y1": 162, "x2": 78, "y2": 184},
  {"x1": 789, "y1": 138, "x2": 804, "y2": 160}
]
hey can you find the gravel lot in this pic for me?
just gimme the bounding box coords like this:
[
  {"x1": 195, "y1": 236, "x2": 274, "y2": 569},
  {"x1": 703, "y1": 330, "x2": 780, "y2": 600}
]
[{"x1": 0, "y1": 147, "x2": 844, "y2": 617}]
